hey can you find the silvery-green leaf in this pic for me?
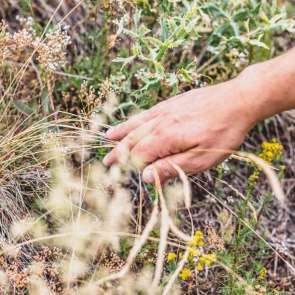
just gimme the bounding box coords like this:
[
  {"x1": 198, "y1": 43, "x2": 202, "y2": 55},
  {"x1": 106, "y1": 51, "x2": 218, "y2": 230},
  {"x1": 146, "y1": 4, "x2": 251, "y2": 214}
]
[
  {"x1": 147, "y1": 37, "x2": 164, "y2": 48},
  {"x1": 134, "y1": 10, "x2": 142, "y2": 29},
  {"x1": 113, "y1": 56, "x2": 135, "y2": 68},
  {"x1": 167, "y1": 19, "x2": 177, "y2": 34},
  {"x1": 167, "y1": 73, "x2": 178, "y2": 86},
  {"x1": 153, "y1": 60, "x2": 165, "y2": 75},
  {"x1": 138, "y1": 24, "x2": 150, "y2": 37},
  {"x1": 122, "y1": 28, "x2": 138, "y2": 38},
  {"x1": 249, "y1": 39, "x2": 269, "y2": 49},
  {"x1": 160, "y1": 17, "x2": 168, "y2": 42}
]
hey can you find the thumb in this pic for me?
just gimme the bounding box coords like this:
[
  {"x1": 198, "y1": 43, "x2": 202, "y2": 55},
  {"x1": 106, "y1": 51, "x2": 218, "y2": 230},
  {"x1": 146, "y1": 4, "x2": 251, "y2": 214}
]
[
  {"x1": 142, "y1": 150, "x2": 203, "y2": 183},
  {"x1": 142, "y1": 160, "x2": 178, "y2": 184}
]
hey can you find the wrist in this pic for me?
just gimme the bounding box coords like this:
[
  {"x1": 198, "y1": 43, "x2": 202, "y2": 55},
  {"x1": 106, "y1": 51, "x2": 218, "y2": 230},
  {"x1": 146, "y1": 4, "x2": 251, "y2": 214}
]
[
  {"x1": 235, "y1": 49, "x2": 295, "y2": 126},
  {"x1": 234, "y1": 62, "x2": 280, "y2": 126}
]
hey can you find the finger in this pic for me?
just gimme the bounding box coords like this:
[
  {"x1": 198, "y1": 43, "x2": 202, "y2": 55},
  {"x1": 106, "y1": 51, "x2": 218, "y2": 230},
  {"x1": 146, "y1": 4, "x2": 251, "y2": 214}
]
[
  {"x1": 103, "y1": 118, "x2": 160, "y2": 166},
  {"x1": 142, "y1": 148, "x2": 228, "y2": 184},
  {"x1": 142, "y1": 149, "x2": 203, "y2": 184},
  {"x1": 106, "y1": 111, "x2": 149, "y2": 141},
  {"x1": 129, "y1": 121, "x2": 192, "y2": 168},
  {"x1": 129, "y1": 133, "x2": 172, "y2": 168},
  {"x1": 106, "y1": 101, "x2": 168, "y2": 141}
]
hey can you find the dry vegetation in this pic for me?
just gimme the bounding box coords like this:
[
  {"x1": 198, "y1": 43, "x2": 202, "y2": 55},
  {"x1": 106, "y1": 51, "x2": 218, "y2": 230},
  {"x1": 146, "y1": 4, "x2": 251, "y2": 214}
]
[{"x1": 0, "y1": 0, "x2": 295, "y2": 294}]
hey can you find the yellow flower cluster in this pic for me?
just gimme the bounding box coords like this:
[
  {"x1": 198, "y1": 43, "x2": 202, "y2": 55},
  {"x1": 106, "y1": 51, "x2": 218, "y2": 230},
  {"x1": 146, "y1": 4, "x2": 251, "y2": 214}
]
[
  {"x1": 259, "y1": 139, "x2": 282, "y2": 163},
  {"x1": 248, "y1": 170, "x2": 259, "y2": 183},
  {"x1": 186, "y1": 6, "x2": 198, "y2": 19},
  {"x1": 248, "y1": 139, "x2": 283, "y2": 188},
  {"x1": 174, "y1": 231, "x2": 217, "y2": 280},
  {"x1": 167, "y1": 252, "x2": 177, "y2": 261},
  {"x1": 187, "y1": 231, "x2": 204, "y2": 247},
  {"x1": 186, "y1": 231, "x2": 205, "y2": 263},
  {"x1": 196, "y1": 253, "x2": 217, "y2": 271},
  {"x1": 179, "y1": 268, "x2": 191, "y2": 280},
  {"x1": 258, "y1": 267, "x2": 267, "y2": 280}
]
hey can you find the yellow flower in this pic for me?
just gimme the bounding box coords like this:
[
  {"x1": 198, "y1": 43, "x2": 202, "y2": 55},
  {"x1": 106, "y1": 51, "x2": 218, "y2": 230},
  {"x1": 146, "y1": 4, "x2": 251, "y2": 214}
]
[
  {"x1": 188, "y1": 247, "x2": 200, "y2": 256},
  {"x1": 194, "y1": 231, "x2": 203, "y2": 241},
  {"x1": 259, "y1": 139, "x2": 282, "y2": 162},
  {"x1": 196, "y1": 263, "x2": 203, "y2": 271},
  {"x1": 260, "y1": 12, "x2": 271, "y2": 26},
  {"x1": 179, "y1": 268, "x2": 191, "y2": 280},
  {"x1": 187, "y1": 241, "x2": 196, "y2": 247},
  {"x1": 199, "y1": 253, "x2": 216, "y2": 266},
  {"x1": 187, "y1": 231, "x2": 204, "y2": 247},
  {"x1": 259, "y1": 267, "x2": 267, "y2": 280},
  {"x1": 167, "y1": 252, "x2": 177, "y2": 261},
  {"x1": 178, "y1": 253, "x2": 183, "y2": 259},
  {"x1": 197, "y1": 241, "x2": 204, "y2": 247}
]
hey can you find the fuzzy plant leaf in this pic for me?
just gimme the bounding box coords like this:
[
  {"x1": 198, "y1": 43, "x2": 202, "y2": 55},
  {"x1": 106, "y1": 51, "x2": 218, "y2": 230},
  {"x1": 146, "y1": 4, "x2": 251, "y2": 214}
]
[
  {"x1": 113, "y1": 56, "x2": 135, "y2": 68},
  {"x1": 249, "y1": 39, "x2": 269, "y2": 50}
]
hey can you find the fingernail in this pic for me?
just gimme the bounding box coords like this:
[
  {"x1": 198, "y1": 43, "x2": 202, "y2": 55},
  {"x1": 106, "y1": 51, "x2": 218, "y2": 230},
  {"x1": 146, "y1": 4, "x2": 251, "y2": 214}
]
[
  {"x1": 142, "y1": 168, "x2": 155, "y2": 183},
  {"x1": 103, "y1": 153, "x2": 111, "y2": 166},
  {"x1": 106, "y1": 128, "x2": 114, "y2": 138}
]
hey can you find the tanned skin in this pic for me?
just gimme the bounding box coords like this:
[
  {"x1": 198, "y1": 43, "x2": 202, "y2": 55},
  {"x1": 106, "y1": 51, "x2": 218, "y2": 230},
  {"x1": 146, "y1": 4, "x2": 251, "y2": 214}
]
[{"x1": 103, "y1": 48, "x2": 295, "y2": 183}]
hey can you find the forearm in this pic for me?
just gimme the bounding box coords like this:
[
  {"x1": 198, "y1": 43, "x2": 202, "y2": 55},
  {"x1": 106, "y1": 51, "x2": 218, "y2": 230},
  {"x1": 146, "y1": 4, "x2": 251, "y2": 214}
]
[{"x1": 237, "y1": 48, "x2": 295, "y2": 126}]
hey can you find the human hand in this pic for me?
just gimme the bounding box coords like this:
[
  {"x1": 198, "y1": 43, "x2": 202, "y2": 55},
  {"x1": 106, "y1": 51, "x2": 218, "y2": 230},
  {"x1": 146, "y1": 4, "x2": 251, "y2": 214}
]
[{"x1": 103, "y1": 76, "x2": 257, "y2": 183}]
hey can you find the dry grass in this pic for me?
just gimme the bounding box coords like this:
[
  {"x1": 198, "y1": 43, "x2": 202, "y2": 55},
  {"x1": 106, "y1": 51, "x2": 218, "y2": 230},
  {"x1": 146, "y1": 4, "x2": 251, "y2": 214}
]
[{"x1": 0, "y1": 0, "x2": 294, "y2": 294}]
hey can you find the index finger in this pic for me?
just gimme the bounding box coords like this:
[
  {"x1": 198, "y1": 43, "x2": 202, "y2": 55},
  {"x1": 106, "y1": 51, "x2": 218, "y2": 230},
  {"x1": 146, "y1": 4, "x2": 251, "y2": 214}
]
[
  {"x1": 106, "y1": 110, "x2": 149, "y2": 141},
  {"x1": 106, "y1": 92, "x2": 187, "y2": 141}
]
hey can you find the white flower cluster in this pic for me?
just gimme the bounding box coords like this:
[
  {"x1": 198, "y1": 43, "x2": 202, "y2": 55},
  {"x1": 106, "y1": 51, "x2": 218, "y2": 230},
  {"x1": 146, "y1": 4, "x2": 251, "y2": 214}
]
[
  {"x1": 0, "y1": 17, "x2": 71, "y2": 72},
  {"x1": 4, "y1": 16, "x2": 37, "y2": 56},
  {"x1": 16, "y1": 15, "x2": 34, "y2": 27},
  {"x1": 134, "y1": 68, "x2": 149, "y2": 80},
  {"x1": 0, "y1": 20, "x2": 10, "y2": 65},
  {"x1": 220, "y1": 158, "x2": 230, "y2": 173},
  {"x1": 36, "y1": 24, "x2": 71, "y2": 71},
  {"x1": 227, "y1": 48, "x2": 249, "y2": 69}
]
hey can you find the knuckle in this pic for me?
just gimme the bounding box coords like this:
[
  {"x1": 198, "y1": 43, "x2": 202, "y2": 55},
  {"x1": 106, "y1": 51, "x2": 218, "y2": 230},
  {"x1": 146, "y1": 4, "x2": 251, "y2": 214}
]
[
  {"x1": 113, "y1": 123, "x2": 125, "y2": 135},
  {"x1": 146, "y1": 104, "x2": 164, "y2": 119},
  {"x1": 133, "y1": 141, "x2": 148, "y2": 156},
  {"x1": 153, "y1": 127, "x2": 164, "y2": 137},
  {"x1": 126, "y1": 130, "x2": 136, "y2": 142},
  {"x1": 170, "y1": 115, "x2": 181, "y2": 126},
  {"x1": 146, "y1": 108, "x2": 157, "y2": 119},
  {"x1": 158, "y1": 159, "x2": 177, "y2": 179}
]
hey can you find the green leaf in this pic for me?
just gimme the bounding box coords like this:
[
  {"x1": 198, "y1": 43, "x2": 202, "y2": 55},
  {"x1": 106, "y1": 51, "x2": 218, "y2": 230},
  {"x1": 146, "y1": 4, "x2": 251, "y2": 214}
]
[
  {"x1": 160, "y1": 17, "x2": 168, "y2": 42},
  {"x1": 132, "y1": 43, "x2": 140, "y2": 57},
  {"x1": 249, "y1": 39, "x2": 269, "y2": 49},
  {"x1": 138, "y1": 24, "x2": 150, "y2": 37},
  {"x1": 113, "y1": 56, "x2": 135, "y2": 68},
  {"x1": 167, "y1": 19, "x2": 177, "y2": 34},
  {"x1": 175, "y1": 26, "x2": 188, "y2": 39},
  {"x1": 147, "y1": 37, "x2": 164, "y2": 48},
  {"x1": 271, "y1": 0, "x2": 278, "y2": 17},
  {"x1": 214, "y1": 24, "x2": 230, "y2": 37},
  {"x1": 13, "y1": 100, "x2": 34, "y2": 116},
  {"x1": 122, "y1": 28, "x2": 138, "y2": 38},
  {"x1": 178, "y1": 68, "x2": 193, "y2": 82},
  {"x1": 41, "y1": 88, "x2": 50, "y2": 114},
  {"x1": 230, "y1": 21, "x2": 240, "y2": 37},
  {"x1": 140, "y1": 78, "x2": 160, "y2": 92},
  {"x1": 134, "y1": 10, "x2": 142, "y2": 29},
  {"x1": 153, "y1": 60, "x2": 165, "y2": 75},
  {"x1": 233, "y1": 9, "x2": 249, "y2": 22},
  {"x1": 211, "y1": 11, "x2": 227, "y2": 23},
  {"x1": 115, "y1": 16, "x2": 127, "y2": 35}
]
